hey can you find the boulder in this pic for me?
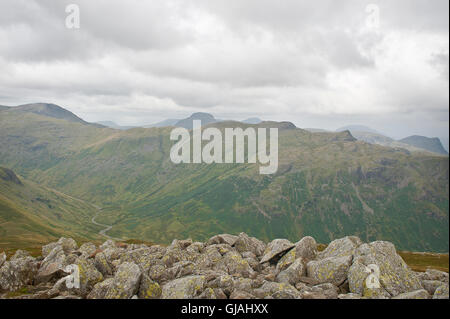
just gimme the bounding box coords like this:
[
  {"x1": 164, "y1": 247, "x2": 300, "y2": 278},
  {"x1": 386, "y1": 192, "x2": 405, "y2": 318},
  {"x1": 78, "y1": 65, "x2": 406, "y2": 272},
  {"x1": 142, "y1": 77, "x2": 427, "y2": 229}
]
[
  {"x1": 306, "y1": 255, "x2": 352, "y2": 286},
  {"x1": 276, "y1": 248, "x2": 296, "y2": 272},
  {"x1": 78, "y1": 243, "x2": 97, "y2": 258},
  {"x1": 138, "y1": 274, "x2": 162, "y2": 299},
  {"x1": 338, "y1": 293, "x2": 363, "y2": 299},
  {"x1": 215, "y1": 251, "x2": 255, "y2": 278},
  {"x1": 36, "y1": 245, "x2": 68, "y2": 283},
  {"x1": 100, "y1": 240, "x2": 116, "y2": 251},
  {"x1": 0, "y1": 256, "x2": 37, "y2": 291},
  {"x1": 208, "y1": 234, "x2": 238, "y2": 246},
  {"x1": 11, "y1": 250, "x2": 31, "y2": 261},
  {"x1": 433, "y1": 284, "x2": 449, "y2": 299},
  {"x1": 276, "y1": 258, "x2": 305, "y2": 285},
  {"x1": 57, "y1": 238, "x2": 78, "y2": 254},
  {"x1": 418, "y1": 269, "x2": 449, "y2": 283},
  {"x1": 94, "y1": 252, "x2": 113, "y2": 277},
  {"x1": 318, "y1": 236, "x2": 362, "y2": 259},
  {"x1": 253, "y1": 281, "x2": 302, "y2": 299},
  {"x1": 75, "y1": 257, "x2": 104, "y2": 296},
  {"x1": 260, "y1": 239, "x2": 295, "y2": 264},
  {"x1": 294, "y1": 236, "x2": 318, "y2": 261},
  {"x1": 105, "y1": 262, "x2": 142, "y2": 299},
  {"x1": 348, "y1": 241, "x2": 422, "y2": 297},
  {"x1": 87, "y1": 279, "x2": 114, "y2": 299},
  {"x1": 234, "y1": 233, "x2": 266, "y2": 257},
  {"x1": 392, "y1": 289, "x2": 430, "y2": 299},
  {"x1": 421, "y1": 280, "x2": 444, "y2": 295},
  {"x1": 0, "y1": 252, "x2": 6, "y2": 268},
  {"x1": 161, "y1": 275, "x2": 206, "y2": 299}
]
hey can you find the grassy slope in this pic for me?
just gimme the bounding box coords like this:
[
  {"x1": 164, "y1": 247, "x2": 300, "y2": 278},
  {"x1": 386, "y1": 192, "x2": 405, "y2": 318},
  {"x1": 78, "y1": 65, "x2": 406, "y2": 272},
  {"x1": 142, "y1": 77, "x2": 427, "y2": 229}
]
[
  {"x1": 0, "y1": 111, "x2": 448, "y2": 252},
  {"x1": 0, "y1": 167, "x2": 102, "y2": 252}
]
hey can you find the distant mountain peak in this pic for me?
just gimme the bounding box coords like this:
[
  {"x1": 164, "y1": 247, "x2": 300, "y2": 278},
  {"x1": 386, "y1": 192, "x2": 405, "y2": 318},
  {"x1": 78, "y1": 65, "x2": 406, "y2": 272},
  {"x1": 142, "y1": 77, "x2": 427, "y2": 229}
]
[
  {"x1": 11, "y1": 103, "x2": 86, "y2": 124},
  {"x1": 399, "y1": 135, "x2": 448, "y2": 155},
  {"x1": 175, "y1": 112, "x2": 217, "y2": 129},
  {"x1": 336, "y1": 125, "x2": 381, "y2": 135},
  {"x1": 242, "y1": 117, "x2": 262, "y2": 124}
]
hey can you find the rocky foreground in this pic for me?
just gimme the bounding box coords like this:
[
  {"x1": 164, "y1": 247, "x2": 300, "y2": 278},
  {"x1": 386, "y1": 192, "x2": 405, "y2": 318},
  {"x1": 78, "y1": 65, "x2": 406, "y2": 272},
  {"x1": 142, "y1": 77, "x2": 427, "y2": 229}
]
[{"x1": 0, "y1": 234, "x2": 448, "y2": 299}]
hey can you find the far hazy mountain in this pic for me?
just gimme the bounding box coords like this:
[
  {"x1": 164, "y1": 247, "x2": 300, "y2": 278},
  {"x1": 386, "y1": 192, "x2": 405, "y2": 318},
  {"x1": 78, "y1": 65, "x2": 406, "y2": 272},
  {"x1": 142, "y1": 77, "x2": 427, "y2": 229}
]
[
  {"x1": 336, "y1": 125, "x2": 381, "y2": 135},
  {"x1": 145, "y1": 115, "x2": 263, "y2": 128},
  {"x1": 334, "y1": 125, "x2": 447, "y2": 155},
  {"x1": 145, "y1": 119, "x2": 180, "y2": 128},
  {"x1": 304, "y1": 128, "x2": 330, "y2": 133},
  {"x1": 399, "y1": 135, "x2": 448, "y2": 155},
  {"x1": 242, "y1": 117, "x2": 262, "y2": 124},
  {"x1": 0, "y1": 105, "x2": 10, "y2": 111},
  {"x1": 175, "y1": 112, "x2": 218, "y2": 129},
  {"x1": 96, "y1": 121, "x2": 136, "y2": 130}
]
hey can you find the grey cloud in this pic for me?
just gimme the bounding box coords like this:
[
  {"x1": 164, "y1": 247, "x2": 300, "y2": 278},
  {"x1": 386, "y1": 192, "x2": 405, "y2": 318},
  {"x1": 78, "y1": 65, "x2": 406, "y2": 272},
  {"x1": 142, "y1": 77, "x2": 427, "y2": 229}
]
[{"x1": 0, "y1": 0, "x2": 448, "y2": 144}]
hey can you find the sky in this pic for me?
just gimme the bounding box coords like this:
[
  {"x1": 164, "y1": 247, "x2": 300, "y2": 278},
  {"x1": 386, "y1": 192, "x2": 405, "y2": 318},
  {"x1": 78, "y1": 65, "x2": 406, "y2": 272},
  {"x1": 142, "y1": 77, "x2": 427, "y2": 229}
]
[{"x1": 0, "y1": 0, "x2": 448, "y2": 149}]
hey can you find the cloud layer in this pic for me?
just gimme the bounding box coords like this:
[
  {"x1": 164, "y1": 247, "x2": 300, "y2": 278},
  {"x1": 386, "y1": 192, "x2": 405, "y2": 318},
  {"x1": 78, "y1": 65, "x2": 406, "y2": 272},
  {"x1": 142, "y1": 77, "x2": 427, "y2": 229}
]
[{"x1": 0, "y1": 0, "x2": 448, "y2": 147}]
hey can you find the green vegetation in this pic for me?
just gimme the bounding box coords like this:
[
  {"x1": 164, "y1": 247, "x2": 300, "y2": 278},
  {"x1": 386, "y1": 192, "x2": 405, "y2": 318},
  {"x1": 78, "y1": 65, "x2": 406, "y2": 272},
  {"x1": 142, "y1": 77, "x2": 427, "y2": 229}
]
[
  {"x1": 398, "y1": 251, "x2": 449, "y2": 272},
  {"x1": 0, "y1": 167, "x2": 102, "y2": 252},
  {"x1": 0, "y1": 109, "x2": 448, "y2": 252}
]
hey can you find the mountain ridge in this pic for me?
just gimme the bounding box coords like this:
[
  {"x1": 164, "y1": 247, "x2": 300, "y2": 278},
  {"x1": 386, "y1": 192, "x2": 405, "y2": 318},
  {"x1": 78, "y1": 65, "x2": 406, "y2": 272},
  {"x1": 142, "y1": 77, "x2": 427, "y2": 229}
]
[{"x1": 0, "y1": 107, "x2": 448, "y2": 252}]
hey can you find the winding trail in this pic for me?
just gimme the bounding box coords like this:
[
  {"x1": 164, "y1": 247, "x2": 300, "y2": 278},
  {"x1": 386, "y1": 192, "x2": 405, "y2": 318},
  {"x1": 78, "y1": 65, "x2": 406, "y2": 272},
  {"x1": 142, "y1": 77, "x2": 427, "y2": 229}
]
[
  {"x1": 90, "y1": 206, "x2": 123, "y2": 241},
  {"x1": 42, "y1": 186, "x2": 123, "y2": 241}
]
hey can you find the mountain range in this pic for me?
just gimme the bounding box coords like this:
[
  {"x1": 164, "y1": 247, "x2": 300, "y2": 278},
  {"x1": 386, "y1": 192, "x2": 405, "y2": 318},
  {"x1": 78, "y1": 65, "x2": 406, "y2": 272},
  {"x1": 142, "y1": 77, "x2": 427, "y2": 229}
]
[
  {"x1": 305, "y1": 125, "x2": 449, "y2": 156},
  {"x1": 0, "y1": 104, "x2": 448, "y2": 252}
]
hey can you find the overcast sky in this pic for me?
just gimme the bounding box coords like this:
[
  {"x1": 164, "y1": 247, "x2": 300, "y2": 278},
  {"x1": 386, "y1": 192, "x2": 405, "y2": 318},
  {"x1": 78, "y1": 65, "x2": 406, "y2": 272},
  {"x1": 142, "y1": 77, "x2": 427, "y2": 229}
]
[{"x1": 0, "y1": 0, "x2": 448, "y2": 149}]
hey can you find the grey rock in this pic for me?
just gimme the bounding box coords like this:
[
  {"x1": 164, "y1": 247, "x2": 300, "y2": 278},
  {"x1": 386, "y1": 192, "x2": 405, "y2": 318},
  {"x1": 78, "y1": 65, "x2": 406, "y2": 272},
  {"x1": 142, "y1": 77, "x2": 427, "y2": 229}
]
[
  {"x1": 422, "y1": 280, "x2": 444, "y2": 295},
  {"x1": 433, "y1": 284, "x2": 449, "y2": 299},
  {"x1": 78, "y1": 243, "x2": 97, "y2": 258},
  {"x1": 138, "y1": 274, "x2": 162, "y2": 299},
  {"x1": 161, "y1": 275, "x2": 206, "y2": 299},
  {"x1": 94, "y1": 252, "x2": 113, "y2": 277},
  {"x1": 392, "y1": 289, "x2": 430, "y2": 299},
  {"x1": 348, "y1": 241, "x2": 422, "y2": 297},
  {"x1": 0, "y1": 256, "x2": 37, "y2": 291},
  {"x1": 0, "y1": 252, "x2": 6, "y2": 268},
  {"x1": 276, "y1": 258, "x2": 305, "y2": 285},
  {"x1": 234, "y1": 233, "x2": 266, "y2": 257},
  {"x1": 260, "y1": 239, "x2": 295, "y2": 264},
  {"x1": 306, "y1": 255, "x2": 352, "y2": 286},
  {"x1": 208, "y1": 234, "x2": 239, "y2": 246},
  {"x1": 105, "y1": 262, "x2": 142, "y2": 299},
  {"x1": 319, "y1": 236, "x2": 362, "y2": 259},
  {"x1": 294, "y1": 236, "x2": 318, "y2": 261}
]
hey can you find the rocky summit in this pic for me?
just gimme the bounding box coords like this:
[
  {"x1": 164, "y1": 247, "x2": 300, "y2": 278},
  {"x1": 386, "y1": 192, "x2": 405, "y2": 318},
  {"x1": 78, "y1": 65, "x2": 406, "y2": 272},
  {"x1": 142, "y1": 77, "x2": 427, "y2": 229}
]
[{"x1": 0, "y1": 234, "x2": 448, "y2": 299}]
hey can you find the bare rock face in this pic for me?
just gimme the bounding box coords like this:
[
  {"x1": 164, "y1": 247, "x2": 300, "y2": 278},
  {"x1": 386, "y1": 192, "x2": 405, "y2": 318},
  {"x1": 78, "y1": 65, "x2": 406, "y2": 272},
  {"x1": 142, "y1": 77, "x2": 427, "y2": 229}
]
[{"x1": 0, "y1": 236, "x2": 448, "y2": 300}]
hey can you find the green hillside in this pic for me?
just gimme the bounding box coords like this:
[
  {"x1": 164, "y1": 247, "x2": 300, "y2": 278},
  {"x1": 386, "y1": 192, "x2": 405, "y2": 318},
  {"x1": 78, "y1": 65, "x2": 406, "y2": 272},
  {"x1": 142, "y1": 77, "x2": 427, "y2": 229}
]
[
  {"x1": 0, "y1": 109, "x2": 448, "y2": 252},
  {"x1": 0, "y1": 167, "x2": 101, "y2": 251}
]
